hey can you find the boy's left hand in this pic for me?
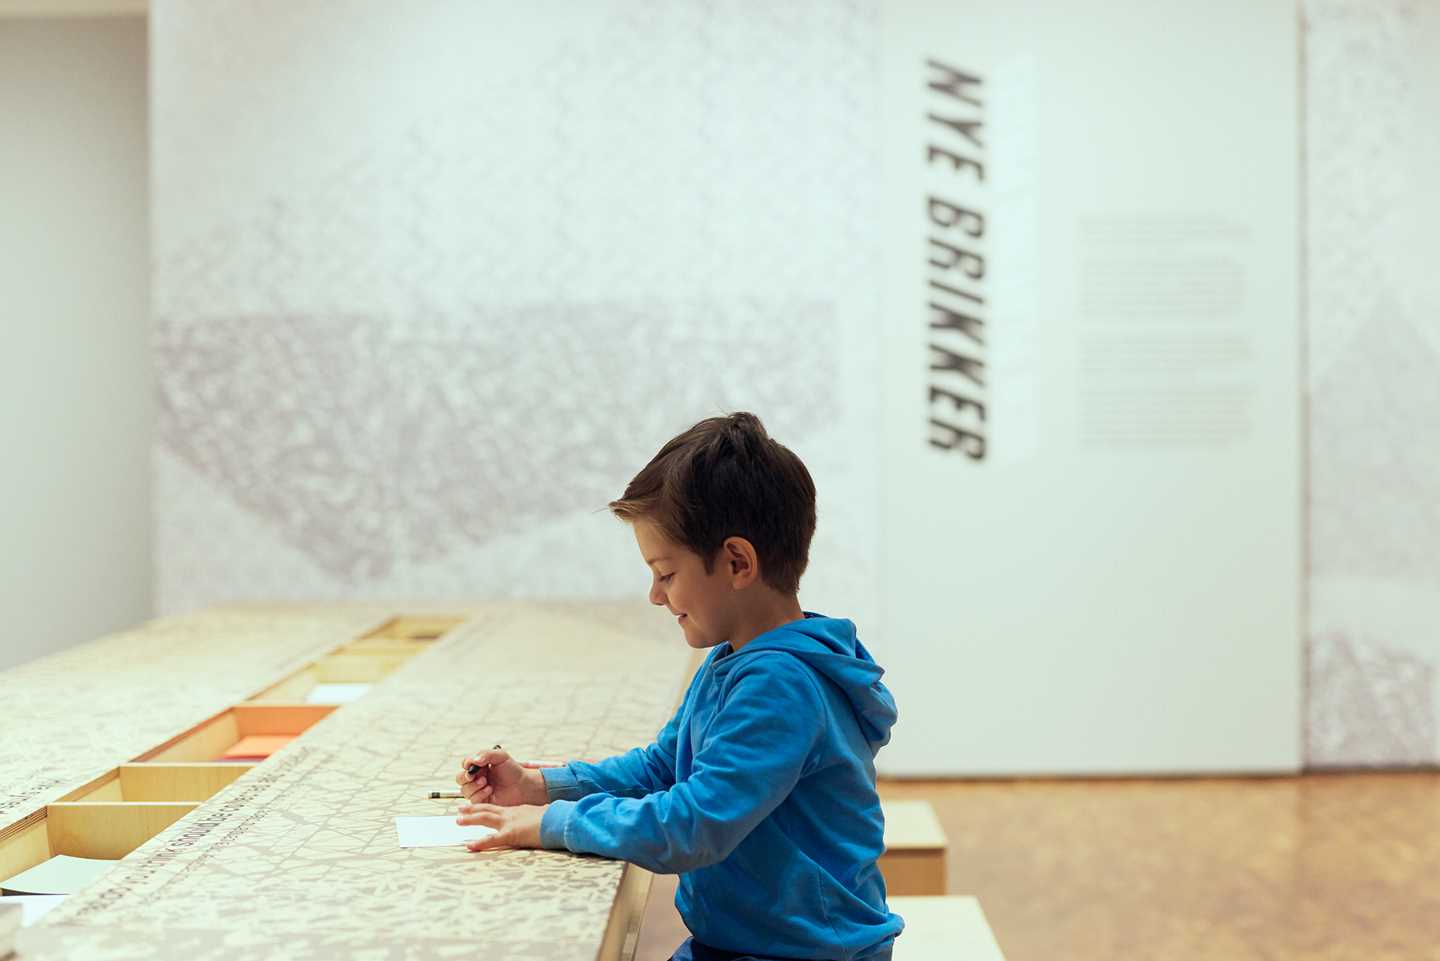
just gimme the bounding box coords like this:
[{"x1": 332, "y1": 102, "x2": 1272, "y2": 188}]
[{"x1": 456, "y1": 803, "x2": 547, "y2": 851}]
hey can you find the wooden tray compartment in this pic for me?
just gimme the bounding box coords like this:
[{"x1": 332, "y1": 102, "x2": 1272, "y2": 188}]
[
  {"x1": 360, "y1": 614, "x2": 464, "y2": 642},
  {"x1": 249, "y1": 650, "x2": 417, "y2": 702},
  {"x1": 0, "y1": 801, "x2": 197, "y2": 890},
  {"x1": 137, "y1": 704, "x2": 335, "y2": 763},
  {"x1": 339, "y1": 637, "x2": 439, "y2": 655},
  {"x1": 59, "y1": 764, "x2": 255, "y2": 803}
]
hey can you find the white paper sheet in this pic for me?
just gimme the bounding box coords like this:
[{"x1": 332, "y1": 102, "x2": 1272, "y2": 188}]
[
  {"x1": 304, "y1": 683, "x2": 372, "y2": 704},
  {"x1": 394, "y1": 816, "x2": 497, "y2": 848},
  {"x1": 1, "y1": 895, "x2": 67, "y2": 926},
  {"x1": 1, "y1": 856, "x2": 113, "y2": 896}
]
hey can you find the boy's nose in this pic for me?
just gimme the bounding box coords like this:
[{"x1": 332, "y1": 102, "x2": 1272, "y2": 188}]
[{"x1": 648, "y1": 583, "x2": 666, "y2": 607}]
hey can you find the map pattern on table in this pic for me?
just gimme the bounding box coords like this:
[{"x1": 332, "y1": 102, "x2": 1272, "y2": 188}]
[
  {"x1": 21, "y1": 602, "x2": 689, "y2": 961},
  {"x1": 1, "y1": 605, "x2": 387, "y2": 836}
]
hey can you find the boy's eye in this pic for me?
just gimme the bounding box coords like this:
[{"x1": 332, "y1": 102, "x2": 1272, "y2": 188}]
[{"x1": 659, "y1": 573, "x2": 674, "y2": 583}]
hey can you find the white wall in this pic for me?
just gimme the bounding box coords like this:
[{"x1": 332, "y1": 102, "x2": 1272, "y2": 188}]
[
  {"x1": 146, "y1": 0, "x2": 1304, "y2": 776},
  {"x1": 0, "y1": 16, "x2": 151, "y2": 669}
]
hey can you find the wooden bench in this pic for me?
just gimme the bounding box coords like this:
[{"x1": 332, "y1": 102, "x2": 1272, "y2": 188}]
[
  {"x1": 880, "y1": 799, "x2": 948, "y2": 895},
  {"x1": 890, "y1": 896, "x2": 1007, "y2": 959}
]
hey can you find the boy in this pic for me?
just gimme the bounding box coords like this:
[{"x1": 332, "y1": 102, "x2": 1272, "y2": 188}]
[{"x1": 454, "y1": 412, "x2": 903, "y2": 961}]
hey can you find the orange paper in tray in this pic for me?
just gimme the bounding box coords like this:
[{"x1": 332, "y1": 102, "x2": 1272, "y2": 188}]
[{"x1": 220, "y1": 734, "x2": 296, "y2": 760}]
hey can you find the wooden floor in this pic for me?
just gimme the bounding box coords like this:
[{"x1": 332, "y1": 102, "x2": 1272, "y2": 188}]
[{"x1": 635, "y1": 773, "x2": 1440, "y2": 961}]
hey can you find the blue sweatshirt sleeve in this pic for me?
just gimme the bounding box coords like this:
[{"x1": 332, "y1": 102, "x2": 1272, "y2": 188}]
[
  {"x1": 539, "y1": 654, "x2": 825, "y2": 874},
  {"x1": 542, "y1": 705, "x2": 683, "y2": 801}
]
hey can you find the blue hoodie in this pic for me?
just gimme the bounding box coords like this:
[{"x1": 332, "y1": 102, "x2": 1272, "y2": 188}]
[{"x1": 540, "y1": 613, "x2": 903, "y2": 960}]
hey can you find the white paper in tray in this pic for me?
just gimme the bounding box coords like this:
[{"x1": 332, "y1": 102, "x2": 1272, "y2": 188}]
[
  {"x1": 305, "y1": 683, "x2": 372, "y2": 704},
  {"x1": 1, "y1": 856, "x2": 113, "y2": 896}
]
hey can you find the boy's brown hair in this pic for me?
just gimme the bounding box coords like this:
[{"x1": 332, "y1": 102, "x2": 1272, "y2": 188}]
[{"x1": 609, "y1": 412, "x2": 817, "y2": 595}]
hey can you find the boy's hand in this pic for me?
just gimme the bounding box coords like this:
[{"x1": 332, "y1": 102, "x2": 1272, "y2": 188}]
[
  {"x1": 457, "y1": 803, "x2": 546, "y2": 851},
  {"x1": 455, "y1": 748, "x2": 548, "y2": 806}
]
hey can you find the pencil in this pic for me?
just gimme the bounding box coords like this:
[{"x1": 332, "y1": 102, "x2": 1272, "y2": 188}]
[{"x1": 466, "y1": 743, "x2": 503, "y2": 776}]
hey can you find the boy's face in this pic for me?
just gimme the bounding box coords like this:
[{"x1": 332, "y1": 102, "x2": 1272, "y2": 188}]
[{"x1": 633, "y1": 518, "x2": 736, "y2": 649}]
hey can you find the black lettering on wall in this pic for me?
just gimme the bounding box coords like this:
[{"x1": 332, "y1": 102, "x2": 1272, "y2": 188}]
[{"x1": 924, "y1": 60, "x2": 989, "y2": 459}]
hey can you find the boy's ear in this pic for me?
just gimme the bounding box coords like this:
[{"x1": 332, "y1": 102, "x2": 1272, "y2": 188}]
[{"x1": 721, "y1": 536, "x2": 760, "y2": 589}]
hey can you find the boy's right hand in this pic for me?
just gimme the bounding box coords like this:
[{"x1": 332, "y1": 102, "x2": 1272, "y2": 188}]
[{"x1": 456, "y1": 748, "x2": 548, "y2": 807}]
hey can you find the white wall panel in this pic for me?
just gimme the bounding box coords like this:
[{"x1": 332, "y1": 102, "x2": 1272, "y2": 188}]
[
  {"x1": 0, "y1": 17, "x2": 151, "y2": 670},
  {"x1": 876, "y1": 0, "x2": 1302, "y2": 774}
]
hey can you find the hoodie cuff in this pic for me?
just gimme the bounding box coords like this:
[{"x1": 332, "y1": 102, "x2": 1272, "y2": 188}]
[
  {"x1": 541, "y1": 765, "x2": 586, "y2": 802},
  {"x1": 540, "y1": 800, "x2": 575, "y2": 850}
]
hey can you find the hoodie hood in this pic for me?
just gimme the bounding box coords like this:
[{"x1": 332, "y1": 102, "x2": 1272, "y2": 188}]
[{"x1": 714, "y1": 612, "x2": 897, "y2": 750}]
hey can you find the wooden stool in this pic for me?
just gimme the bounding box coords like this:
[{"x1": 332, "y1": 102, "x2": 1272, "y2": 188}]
[
  {"x1": 880, "y1": 799, "x2": 948, "y2": 895},
  {"x1": 889, "y1": 896, "x2": 1007, "y2": 959}
]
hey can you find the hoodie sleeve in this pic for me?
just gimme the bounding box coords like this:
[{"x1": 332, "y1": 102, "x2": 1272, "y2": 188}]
[
  {"x1": 542, "y1": 705, "x2": 682, "y2": 801},
  {"x1": 539, "y1": 654, "x2": 825, "y2": 873}
]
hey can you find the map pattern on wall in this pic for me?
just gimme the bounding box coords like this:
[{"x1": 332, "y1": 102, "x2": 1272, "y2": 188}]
[
  {"x1": 1304, "y1": 0, "x2": 1440, "y2": 765},
  {"x1": 152, "y1": 0, "x2": 884, "y2": 633}
]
